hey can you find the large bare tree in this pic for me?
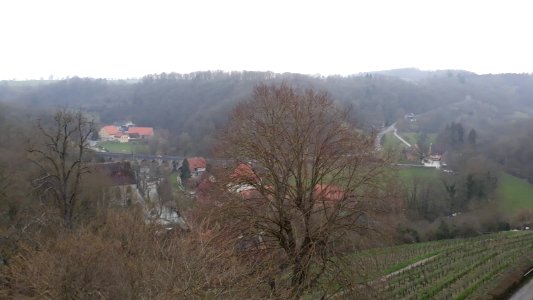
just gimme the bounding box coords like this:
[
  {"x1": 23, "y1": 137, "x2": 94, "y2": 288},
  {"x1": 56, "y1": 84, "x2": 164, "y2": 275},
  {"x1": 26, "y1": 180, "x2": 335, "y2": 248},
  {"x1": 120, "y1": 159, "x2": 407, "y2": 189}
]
[
  {"x1": 28, "y1": 110, "x2": 94, "y2": 229},
  {"x1": 217, "y1": 84, "x2": 392, "y2": 297}
]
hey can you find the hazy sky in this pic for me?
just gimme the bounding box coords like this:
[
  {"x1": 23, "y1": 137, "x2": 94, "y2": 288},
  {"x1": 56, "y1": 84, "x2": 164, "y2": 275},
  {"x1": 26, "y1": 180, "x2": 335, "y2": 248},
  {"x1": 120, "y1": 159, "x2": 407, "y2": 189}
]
[{"x1": 1, "y1": 0, "x2": 532, "y2": 79}]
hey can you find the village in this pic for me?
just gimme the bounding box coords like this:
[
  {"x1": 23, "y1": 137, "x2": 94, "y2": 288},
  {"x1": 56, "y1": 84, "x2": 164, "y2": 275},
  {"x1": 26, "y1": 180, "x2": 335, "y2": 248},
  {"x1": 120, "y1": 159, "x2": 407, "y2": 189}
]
[
  {"x1": 88, "y1": 121, "x2": 213, "y2": 231},
  {"x1": 90, "y1": 115, "x2": 451, "y2": 233}
]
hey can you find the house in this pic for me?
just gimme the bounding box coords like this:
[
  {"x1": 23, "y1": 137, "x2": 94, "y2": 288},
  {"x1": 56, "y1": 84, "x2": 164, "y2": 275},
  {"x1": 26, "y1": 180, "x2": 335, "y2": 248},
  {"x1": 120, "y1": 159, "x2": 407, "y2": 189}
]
[
  {"x1": 404, "y1": 113, "x2": 416, "y2": 122},
  {"x1": 230, "y1": 163, "x2": 258, "y2": 185},
  {"x1": 119, "y1": 134, "x2": 129, "y2": 143},
  {"x1": 127, "y1": 127, "x2": 154, "y2": 139},
  {"x1": 92, "y1": 161, "x2": 139, "y2": 206},
  {"x1": 422, "y1": 143, "x2": 443, "y2": 168},
  {"x1": 99, "y1": 123, "x2": 154, "y2": 143},
  {"x1": 187, "y1": 157, "x2": 207, "y2": 177},
  {"x1": 127, "y1": 132, "x2": 141, "y2": 141},
  {"x1": 423, "y1": 156, "x2": 442, "y2": 168},
  {"x1": 99, "y1": 125, "x2": 120, "y2": 141},
  {"x1": 313, "y1": 184, "x2": 345, "y2": 204},
  {"x1": 404, "y1": 145, "x2": 420, "y2": 161}
]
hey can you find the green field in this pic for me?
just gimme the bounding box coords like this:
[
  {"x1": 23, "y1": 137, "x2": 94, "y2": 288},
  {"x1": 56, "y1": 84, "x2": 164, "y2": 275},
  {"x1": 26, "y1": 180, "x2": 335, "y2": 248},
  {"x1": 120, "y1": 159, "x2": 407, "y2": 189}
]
[
  {"x1": 322, "y1": 231, "x2": 533, "y2": 299},
  {"x1": 398, "y1": 168, "x2": 533, "y2": 215},
  {"x1": 397, "y1": 167, "x2": 440, "y2": 183},
  {"x1": 97, "y1": 141, "x2": 150, "y2": 154},
  {"x1": 498, "y1": 173, "x2": 533, "y2": 214},
  {"x1": 383, "y1": 132, "x2": 406, "y2": 150},
  {"x1": 168, "y1": 172, "x2": 181, "y2": 190},
  {"x1": 399, "y1": 132, "x2": 438, "y2": 147}
]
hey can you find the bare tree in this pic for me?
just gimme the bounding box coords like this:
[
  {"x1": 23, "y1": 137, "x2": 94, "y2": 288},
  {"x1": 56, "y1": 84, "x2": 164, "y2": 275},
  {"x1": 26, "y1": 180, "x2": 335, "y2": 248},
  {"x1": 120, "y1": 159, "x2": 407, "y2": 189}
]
[
  {"x1": 217, "y1": 84, "x2": 391, "y2": 297},
  {"x1": 28, "y1": 110, "x2": 94, "y2": 229}
]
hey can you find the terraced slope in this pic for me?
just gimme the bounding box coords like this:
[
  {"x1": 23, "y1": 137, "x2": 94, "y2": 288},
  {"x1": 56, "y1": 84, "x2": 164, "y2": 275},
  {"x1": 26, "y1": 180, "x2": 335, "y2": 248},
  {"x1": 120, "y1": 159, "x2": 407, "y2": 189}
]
[{"x1": 331, "y1": 231, "x2": 533, "y2": 299}]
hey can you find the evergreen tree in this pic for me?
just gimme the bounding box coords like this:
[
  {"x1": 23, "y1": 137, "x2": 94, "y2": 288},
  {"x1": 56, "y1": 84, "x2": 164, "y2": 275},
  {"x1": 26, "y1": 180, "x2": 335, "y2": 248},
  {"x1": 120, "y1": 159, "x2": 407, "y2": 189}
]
[
  {"x1": 468, "y1": 129, "x2": 477, "y2": 145},
  {"x1": 180, "y1": 158, "x2": 191, "y2": 182}
]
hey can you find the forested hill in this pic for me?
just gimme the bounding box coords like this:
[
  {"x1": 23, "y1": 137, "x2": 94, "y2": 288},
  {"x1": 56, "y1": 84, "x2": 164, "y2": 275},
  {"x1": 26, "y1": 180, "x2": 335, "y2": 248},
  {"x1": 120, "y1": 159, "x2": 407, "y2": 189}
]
[{"x1": 1, "y1": 70, "x2": 533, "y2": 157}]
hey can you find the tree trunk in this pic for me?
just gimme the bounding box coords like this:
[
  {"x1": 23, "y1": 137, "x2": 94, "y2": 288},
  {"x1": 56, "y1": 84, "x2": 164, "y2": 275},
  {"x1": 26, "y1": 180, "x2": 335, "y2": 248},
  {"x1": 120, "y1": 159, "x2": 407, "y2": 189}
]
[{"x1": 64, "y1": 204, "x2": 73, "y2": 229}]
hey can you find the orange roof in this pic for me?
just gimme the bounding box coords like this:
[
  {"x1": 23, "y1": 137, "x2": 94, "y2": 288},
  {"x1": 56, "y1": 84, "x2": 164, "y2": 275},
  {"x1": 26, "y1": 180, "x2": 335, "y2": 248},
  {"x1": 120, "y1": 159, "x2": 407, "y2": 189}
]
[
  {"x1": 230, "y1": 163, "x2": 258, "y2": 184},
  {"x1": 187, "y1": 157, "x2": 207, "y2": 172},
  {"x1": 239, "y1": 188, "x2": 258, "y2": 200},
  {"x1": 127, "y1": 127, "x2": 154, "y2": 136},
  {"x1": 314, "y1": 184, "x2": 345, "y2": 202},
  {"x1": 100, "y1": 125, "x2": 119, "y2": 135}
]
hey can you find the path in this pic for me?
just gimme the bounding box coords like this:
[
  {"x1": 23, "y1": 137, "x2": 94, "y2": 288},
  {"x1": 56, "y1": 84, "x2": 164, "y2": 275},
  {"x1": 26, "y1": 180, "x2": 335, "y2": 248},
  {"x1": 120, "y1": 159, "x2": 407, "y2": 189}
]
[
  {"x1": 375, "y1": 122, "x2": 396, "y2": 150},
  {"x1": 510, "y1": 276, "x2": 533, "y2": 300},
  {"x1": 331, "y1": 254, "x2": 439, "y2": 298},
  {"x1": 381, "y1": 254, "x2": 438, "y2": 280},
  {"x1": 375, "y1": 122, "x2": 412, "y2": 150},
  {"x1": 393, "y1": 128, "x2": 412, "y2": 147}
]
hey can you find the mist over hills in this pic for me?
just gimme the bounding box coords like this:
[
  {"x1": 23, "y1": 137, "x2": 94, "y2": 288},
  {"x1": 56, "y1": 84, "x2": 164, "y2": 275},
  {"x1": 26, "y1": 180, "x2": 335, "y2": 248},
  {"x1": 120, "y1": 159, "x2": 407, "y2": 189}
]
[
  {"x1": 0, "y1": 69, "x2": 532, "y2": 176},
  {"x1": 367, "y1": 68, "x2": 478, "y2": 81}
]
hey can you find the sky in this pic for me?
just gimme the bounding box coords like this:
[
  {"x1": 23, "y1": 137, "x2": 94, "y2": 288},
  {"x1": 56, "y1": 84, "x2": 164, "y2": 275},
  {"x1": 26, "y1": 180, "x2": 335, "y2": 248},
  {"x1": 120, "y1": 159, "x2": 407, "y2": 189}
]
[{"x1": 1, "y1": 0, "x2": 532, "y2": 80}]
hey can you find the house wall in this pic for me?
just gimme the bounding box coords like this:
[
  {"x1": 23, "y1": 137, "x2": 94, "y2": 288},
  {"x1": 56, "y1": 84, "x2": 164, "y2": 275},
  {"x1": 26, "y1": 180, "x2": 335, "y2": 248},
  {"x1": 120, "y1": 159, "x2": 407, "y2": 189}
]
[
  {"x1": 104, "y1": 184, "x2": 140, "y2": 206},
  {"x1": 99, "y1": 129, "x2": 115, "y2": 141},
  {"x1": 119, "y1": 135, "x2": 129, "y2": 143}
]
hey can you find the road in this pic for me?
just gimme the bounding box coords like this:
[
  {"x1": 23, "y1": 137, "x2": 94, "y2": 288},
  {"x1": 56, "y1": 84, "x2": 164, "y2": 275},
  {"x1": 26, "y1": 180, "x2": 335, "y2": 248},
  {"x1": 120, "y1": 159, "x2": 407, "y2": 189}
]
[
  {"x1": 375, "y1": 122, "x2": 411, "y2": 149},
  {"x1": 393, "y1": 128, "x2": 412, "y2": 147},
  {"x1": 510, "y1": 276, "x2": 533, "y2": 300},
  {"x1": 375, "y1": 122, "x2": 396, "y2": 150}
]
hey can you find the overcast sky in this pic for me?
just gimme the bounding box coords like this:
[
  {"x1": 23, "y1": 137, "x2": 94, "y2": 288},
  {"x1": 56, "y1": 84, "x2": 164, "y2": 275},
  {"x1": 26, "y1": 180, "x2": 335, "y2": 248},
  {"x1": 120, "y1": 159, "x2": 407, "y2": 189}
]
[{"x1": 1, "y1": 0, "x2": 532, "y2": 80}]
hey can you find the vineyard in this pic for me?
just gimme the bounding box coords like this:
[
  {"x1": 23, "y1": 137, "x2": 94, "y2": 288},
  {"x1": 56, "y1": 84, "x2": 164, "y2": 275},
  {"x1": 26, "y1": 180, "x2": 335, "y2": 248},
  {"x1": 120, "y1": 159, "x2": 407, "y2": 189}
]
[{"x1": 326, "y1": 231, "x2": 533, "y2": 299}]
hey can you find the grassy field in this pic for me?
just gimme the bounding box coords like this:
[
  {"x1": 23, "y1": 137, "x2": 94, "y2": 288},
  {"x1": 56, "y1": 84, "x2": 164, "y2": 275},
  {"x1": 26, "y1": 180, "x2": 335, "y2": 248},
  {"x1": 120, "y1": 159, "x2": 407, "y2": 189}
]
[
  {"x1": 399, "y1": 132, "x2": 437, "y2": 146},
  {"x1": 168, "y1": 172, "x2": 181, "y2": 190},
  {"x1": 97, "y1": 141, "x2": 150, "y2": 154},
  {"x1": 498, "y1": 173, "x2": 533, "y2": 214},
  {"x1": 397, "y1": 168, "x2": 533, "y2": 214},
  {"x1": 383, "y1": 132, "x2": 406, "y2": 150},
  {"x1": 168, "y1": 172, "x2": 195, "y2": 209},
  {"x1": 397, "y1": 167, "x2": 440, "y2": 183},
  {"x1": 319, "y1": 231, "x2": 533, "y2": 299}
]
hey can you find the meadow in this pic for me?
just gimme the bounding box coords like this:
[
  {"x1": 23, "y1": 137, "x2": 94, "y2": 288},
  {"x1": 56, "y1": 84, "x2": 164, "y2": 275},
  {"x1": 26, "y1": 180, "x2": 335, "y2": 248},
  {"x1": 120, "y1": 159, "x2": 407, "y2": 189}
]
[{"x1": 97, "y1": 141, "x2": 150, "y2": 154}]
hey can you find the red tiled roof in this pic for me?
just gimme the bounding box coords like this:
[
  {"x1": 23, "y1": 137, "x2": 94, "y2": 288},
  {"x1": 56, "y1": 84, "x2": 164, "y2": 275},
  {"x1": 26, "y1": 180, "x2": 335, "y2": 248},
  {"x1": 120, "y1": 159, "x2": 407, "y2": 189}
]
[
  {"x1": 230, "y1": 163, "x2": 258, "y2": 184},
  {"x1": 100, "y1": 125, "x2": 120, "y2": 136},
  {"x1": 239, "y1": 188, "x2": 258, "y2": 200},
  {"x1": 187, "y1": 157, "x2": 207, "y2": 172},
  {"x1": 314, "y1": 184, "x2": 345, "y2": 202},
  {"x1": 127, "y1": 127, "x2": 154, "y2": 136}
]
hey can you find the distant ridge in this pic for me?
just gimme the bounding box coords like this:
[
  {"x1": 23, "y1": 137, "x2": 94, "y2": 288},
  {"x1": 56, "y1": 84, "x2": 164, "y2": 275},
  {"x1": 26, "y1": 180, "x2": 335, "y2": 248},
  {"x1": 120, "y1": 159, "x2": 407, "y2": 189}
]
[{"x1": 366, "y1": 68, "x2": 477, "y2": 81}]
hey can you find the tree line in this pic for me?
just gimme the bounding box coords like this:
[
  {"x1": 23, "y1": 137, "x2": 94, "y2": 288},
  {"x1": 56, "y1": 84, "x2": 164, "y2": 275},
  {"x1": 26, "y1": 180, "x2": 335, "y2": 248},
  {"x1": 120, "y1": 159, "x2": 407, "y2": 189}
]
[{"x1": 2, "y1": 71, "x2": 532, "y2": 158}]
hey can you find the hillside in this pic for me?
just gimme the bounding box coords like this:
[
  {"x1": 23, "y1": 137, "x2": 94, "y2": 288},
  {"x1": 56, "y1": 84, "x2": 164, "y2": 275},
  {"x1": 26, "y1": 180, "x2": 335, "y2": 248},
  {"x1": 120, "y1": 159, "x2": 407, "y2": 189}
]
[
  {"x1": 1, "y1": 71, "x2": 533, "y2": 157},
  {"x1": 326, "y1": 231, "x2": 533, "y2": 299}
]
